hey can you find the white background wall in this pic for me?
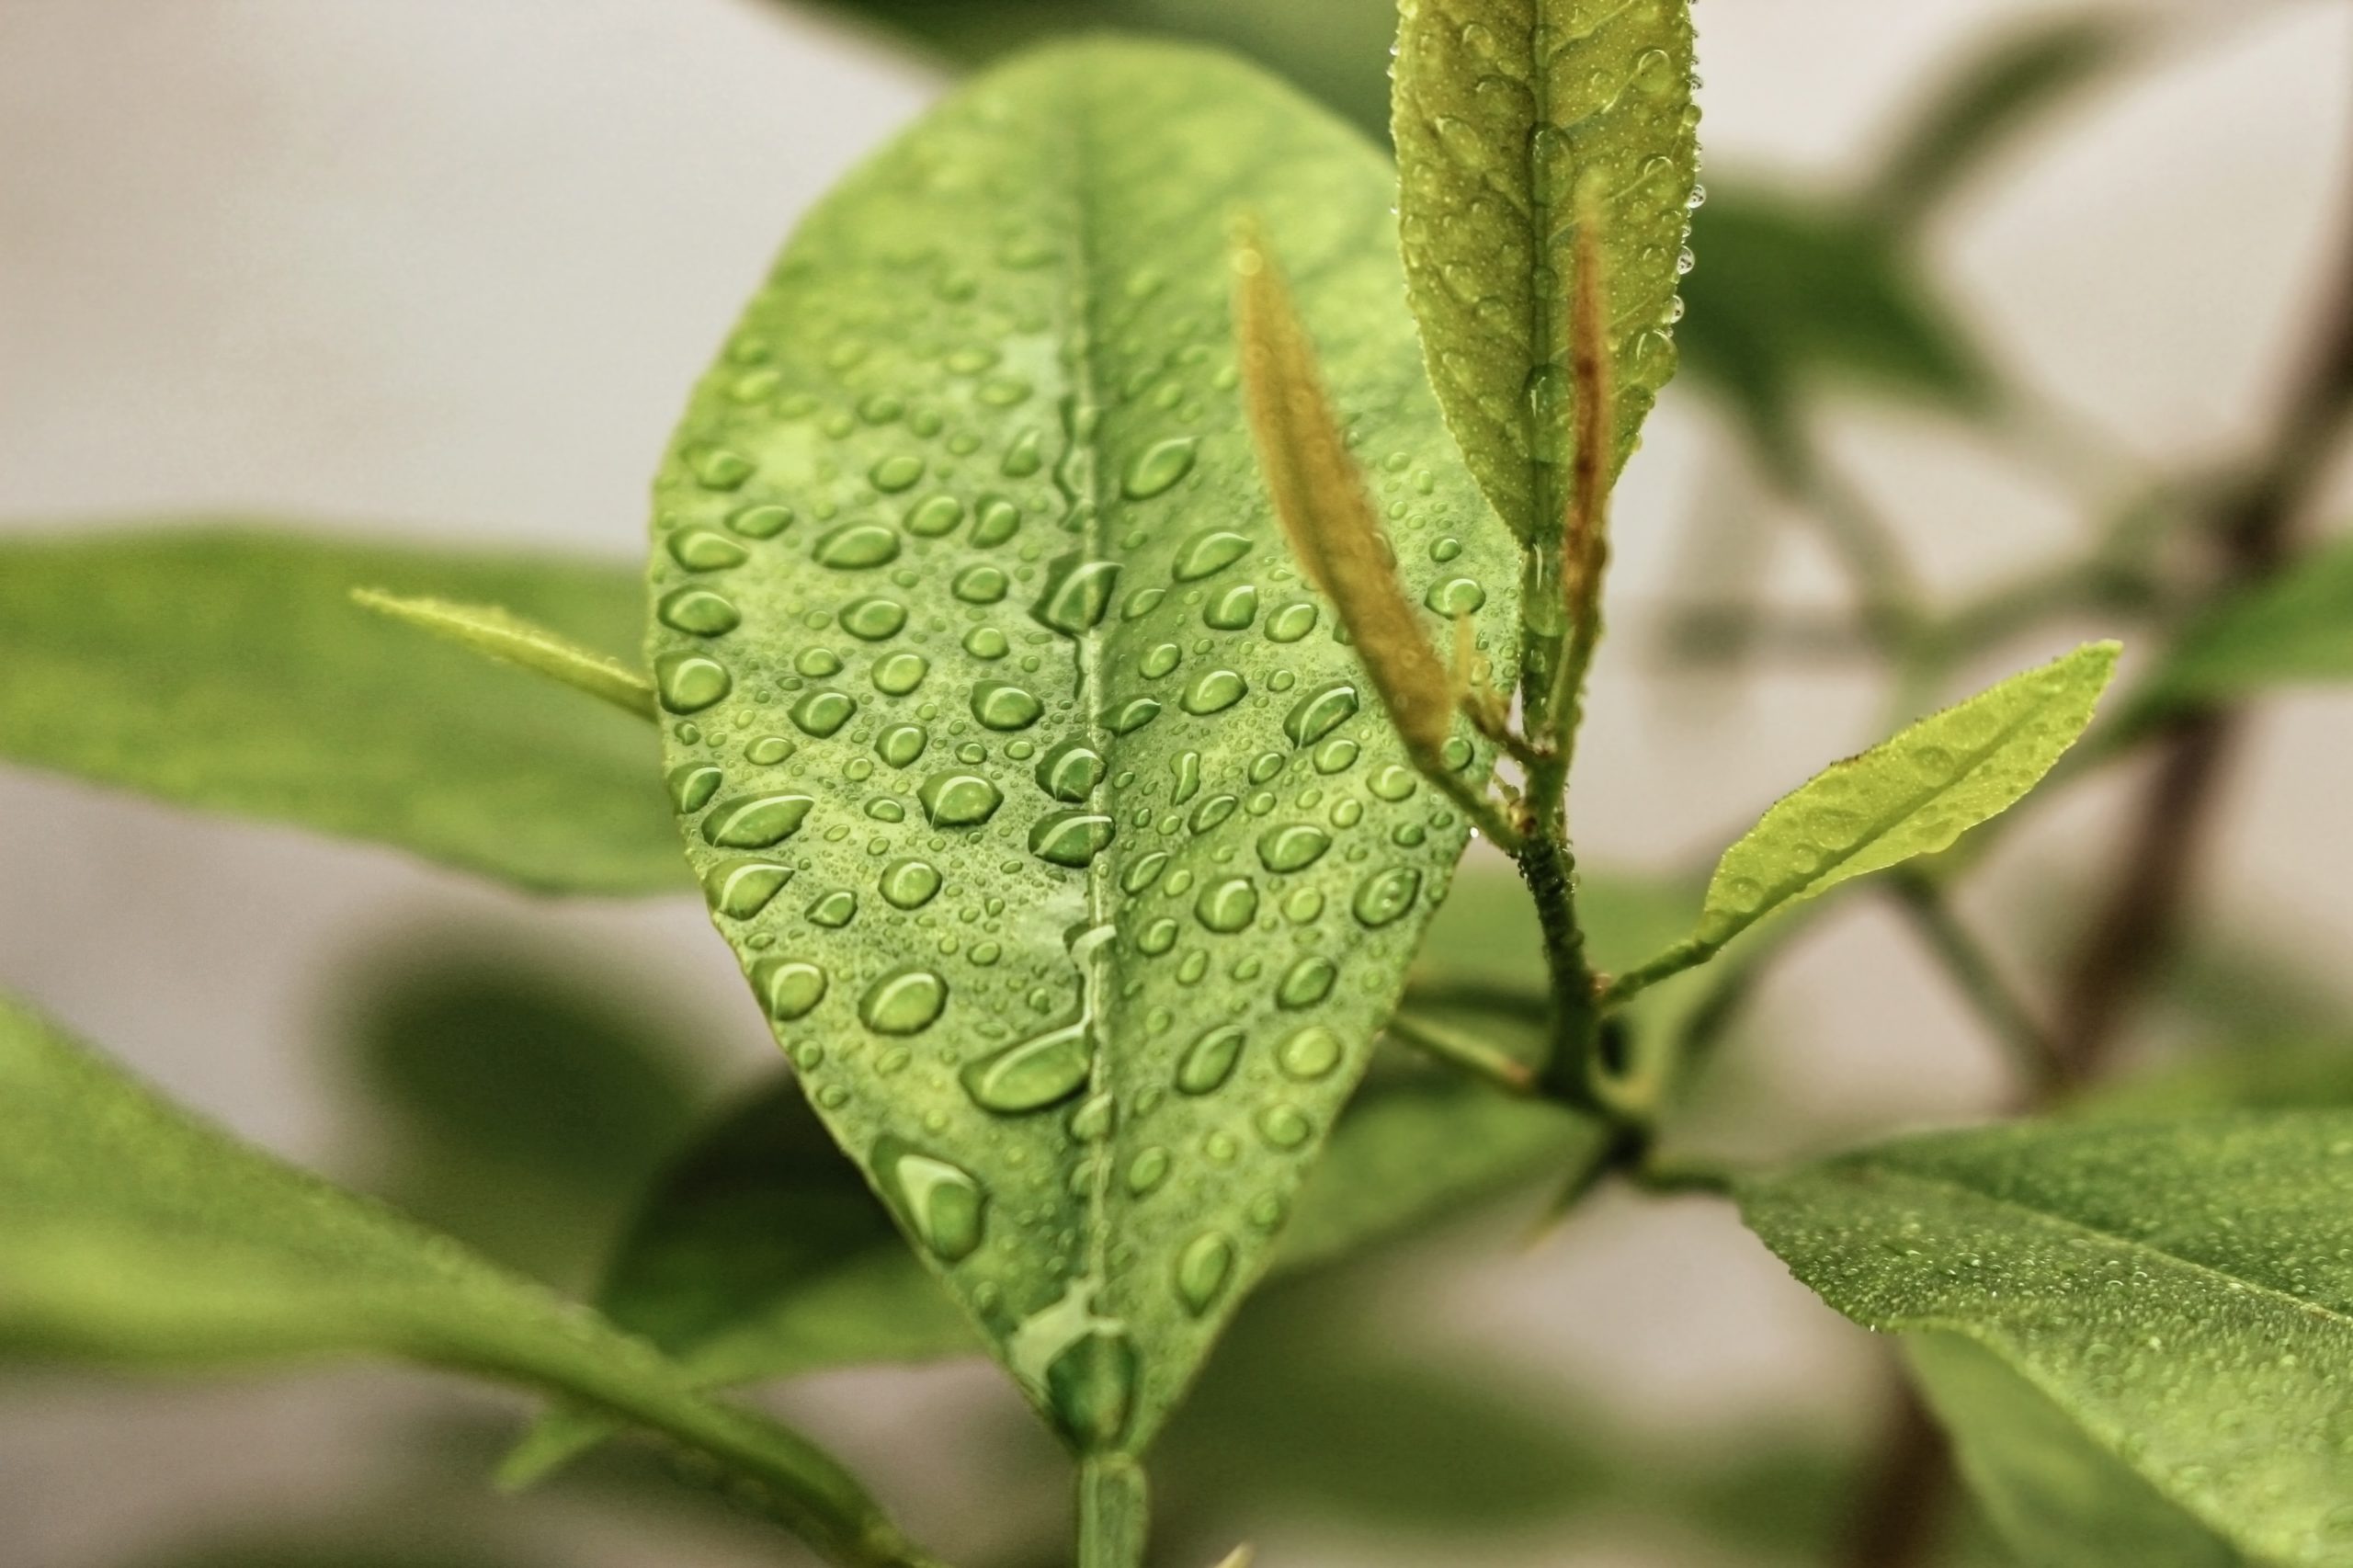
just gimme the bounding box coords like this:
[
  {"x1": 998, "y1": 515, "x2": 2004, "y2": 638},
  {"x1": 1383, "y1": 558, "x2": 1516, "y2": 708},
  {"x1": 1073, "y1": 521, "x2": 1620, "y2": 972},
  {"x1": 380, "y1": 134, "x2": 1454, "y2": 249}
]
[{"x1": 3, "y1": 2, "x2": 2349, "y2": 1564}]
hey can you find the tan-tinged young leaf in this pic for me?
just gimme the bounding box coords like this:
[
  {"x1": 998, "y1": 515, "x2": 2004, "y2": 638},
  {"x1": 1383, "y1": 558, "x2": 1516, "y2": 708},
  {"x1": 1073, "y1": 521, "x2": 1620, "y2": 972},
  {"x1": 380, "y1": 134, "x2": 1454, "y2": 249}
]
[
  {"x1": 640, "y1": 40, "x2": 1519, "y2": 1466},
  {"x1": 0, "y1": 992, "x2": 939, "y2": 1568},
  {"x1": 352, "y1": 588, "x2": 656, "y2": 721},
  {"x1": 1392, "y1": 0, "x2": 1699, "y2": 546},
  {"x1": 1740, "y1": 1114, "x2": 2353, "y2": 1566},
  {"x1": 1232, "y1": 218, "x2": 1456, "y2": 765},
  {"x1": 1608, "y1": 642, "x2": 2118, "y2": 1003}
]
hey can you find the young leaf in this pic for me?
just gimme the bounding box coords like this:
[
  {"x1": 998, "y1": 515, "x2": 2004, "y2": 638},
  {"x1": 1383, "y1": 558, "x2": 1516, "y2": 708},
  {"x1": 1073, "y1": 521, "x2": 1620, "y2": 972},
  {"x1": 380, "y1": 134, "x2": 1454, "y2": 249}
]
[
  {"x1": 1392, "y1": 0, "x2": 1699, "y2": 542},
  {"x1": 0, "y1": 991, "x2": 938, "y2": 1568},
  {"x1": 1739, "y1": 1113, "x2": 2353, "y2": 1565},
  {"x1": 642, "y1": 40, "x2": 1518, "y2": 1457},
  {"x1": 2129, "y1": 533, "x2": 2353, "y2": 723},
  {"x1": 352, "y1": 588, "x2": 655, "y2": 720},
  {"x1": 1904, "y1": 1335, "x2": 2241, "y2": 1568},
  {"x1": 1610, "y1": 642, "x2": 2117, "y2": 1000},
  {"x1": 0, "y1": 525, "x2": 679, "y2": 893}
]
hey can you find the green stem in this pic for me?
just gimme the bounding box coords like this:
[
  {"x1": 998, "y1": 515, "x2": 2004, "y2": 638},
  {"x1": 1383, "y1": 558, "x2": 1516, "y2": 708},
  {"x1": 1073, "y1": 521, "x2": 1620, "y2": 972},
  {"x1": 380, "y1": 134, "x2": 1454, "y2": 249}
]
[
  {"x1": 1515, "y1": 824, "x2": 1602, "y2": 1107},
  {"x1": 1597, "y1": 937, "x2": 1710, "y2": 1010},
  {"x1": 1077, "y1": 1455, "x2": 1148, "y2": 1568},
  {"x1": 1388, "y1": 1009, "x2": 1538, "y2": 1094}
]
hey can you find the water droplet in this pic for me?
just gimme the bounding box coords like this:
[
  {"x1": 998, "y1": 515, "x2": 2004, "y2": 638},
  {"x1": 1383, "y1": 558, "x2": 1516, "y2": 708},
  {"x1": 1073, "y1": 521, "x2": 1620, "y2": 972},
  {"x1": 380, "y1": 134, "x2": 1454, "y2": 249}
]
[
  {"x1": 1137, "y1": 916, "x2": 1178, "y2": 955},
  {"x1": 1121, "y1": 436, "x2": 1198, "y2": 499},
  {"x1": 1256, "y1": 1103, "x2": 1313, "y2": 1149},
  {"x1": 1195, "y1": 878, "x2": 1259, "y2": 933},
  {"x1": 1036, "y1": 739, "x2": 1106, "y2": 801},
  {"x1": 1106, "y1": 698, "x2": 1161, "y2": 734},
  {"x1": 1256, "y1": 824, "x2": 1332, "y2": 872},
  {"x1": 657, "y1": 586, "x2": 742, "y2": 636},
  {"x1": 1205, "y1": 584, "x2": 1258, "y2": 630},
  {"x1": 1266, "y1": 600, "x2": 1319, "y2": 642},
  {"x1": 807, "y1": 889, "x2": 858, "y2": 927},
  {"x1": 1029, "y1": 811, "x2": 1116, "y2": 868},
  {"x1": 1276, "y1": 1025, "x2": 1342, "y2": 1080},
  {"x1": 1168, "y1": 750, "x2": 1202, "y2": 806},
  {"x1": 871, "y1": 652, "x2": 929, "y2": 695},
  {"x1": 703, "y1": 859, "x2": 790, "y2": 918},
  {"x1": 1369, "y1": 764, "x2": 1419, "y2": 801},
  {"x1": 962, "y1": 1018, "x2": 1093, "y2": 1114},
  {"x1": 790, "y1": 688, "x2": 856, "y2": 737},
  {"x1": 1046, "y1": 1330, "x2": 1137, "y2": 1450},
  {"x1": 700, "y1": 792, "x2": 814, "y2": 848},
  {"x1": 904, "y1": 494, "x2": 964, "y2": 537},
  {"x1": 1277, "y1": 956, "x2": 1336, "y2": 1007},
  {"x1": 728, "y1": 502, "x2": 793, "y2": 539},
  {"x1": 1138, "y1": 643, "x2": 1181, "y2": 681},
  {"x1": 1122, "y1": 586, "x2": 1166, "y2": 619},
  {"x1": 692, "y1": 448, "x2": 754, "y2": 490},
  {"x1": 655, "y1": 652, "x2": 732, "y2": 713},
  {"x1": 963, "y1": 626, "x2": 1009, "y2": 659},
  {"x1": 815, "y1": 523, "x2": 902, "y2": 570},
  {"x1": 919, "y1": 771, "x2": 1004, "y2": 826},
  {"x1": 745, "y1": 734, "x2": 793, "y2": 766},
  {"x1": 1032, "y1": 556, "x2": 1121, "y2": 634},
  {"x1": 1126, "y1": 1146, "x2": 1172, "y2": 1196},
  {"x1": 859, "y1": 967, "x2": 948, "y2": 1034},
  {"x1": 797, "y1": 647, "x2": 843, "y2": 678},
  {"x1": 870, "y1": 454, "x2": 926, "y2": 493},
  {"x1": 952, "y1": 564, "x2": 1009, "y2": 604},
  {"x1": 667, "y1": 763, "x2": 722, "y2": 813},
  {"x1": 1173, "y1": 529, "x2": 1251, "y2": 581},
  {"x1": 1425, "y1": 576, "x2": 1486, "y2": 614},
  {"x1": 1178, "y1": 667, "x2": 1247, "y2": 715},
  {"x1": 1284, "y1": 681, "x2": 1358, "y2": 745},
  {"x1": 1120, "y1": 852, "x2": 1169, "y2": 894},
  {"x1": 876, "y1": 723, "x2": 928, "y2": 768},
  {"x1": 841, "y1": 596, "x2": 908, "y2": 641},
  {"x1": 752, "y1": 957, "x2": 827, "y2": 1020},
  {"x1": 875, "y1": 1137, "x2": 985, "y2": 1261},
  {"x1": 880, "y1": 858, "x2": 943, "y2": 909},
  {"x1": 971, "y1": 679, "x2": 1043, "y2": 731},
  {"x1": 1176, "y1": 1025, "x2": 1246, "y2": 1094},
  {"x1": 1174, "y1": 1232, "x2": 1235, "y2": 1315},
  {"x1": 1313, "y1": 738, "x2": 1358, "y2": 775}
]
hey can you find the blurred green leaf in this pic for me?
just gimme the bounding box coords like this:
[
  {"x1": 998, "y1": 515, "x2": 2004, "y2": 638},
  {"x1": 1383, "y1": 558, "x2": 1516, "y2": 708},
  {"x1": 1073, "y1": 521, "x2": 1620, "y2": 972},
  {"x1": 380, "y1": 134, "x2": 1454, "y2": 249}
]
[
  {"x1": 121, "y1": 1537, "x2": 549, "y2": 1568},
  {"x1": 2129, "y1": 533, "x2": 2353, "y2": 725},
  {"x1": 333, "y1": 938, "x2": 714, "y2": 1285},
  {"x1": 0, "y1": 989, "x2": 936, "y2": 1568},
  {"x1": 1864, "y1": 14, "x2": 2139, "y2": 230},
  {"x1": 1742, "y1": 1113, "x2": 2353, "y2": 1566},
  {"x1": 1906, "y1": 1334, "x2": 2244, "y2": 1568},
  {"x1": 2076, "y1": 1041, "x2": 2353, "y2": 1120},
  {"x1": 0, "y1": 526, "x2": 680, "y2": 893}
]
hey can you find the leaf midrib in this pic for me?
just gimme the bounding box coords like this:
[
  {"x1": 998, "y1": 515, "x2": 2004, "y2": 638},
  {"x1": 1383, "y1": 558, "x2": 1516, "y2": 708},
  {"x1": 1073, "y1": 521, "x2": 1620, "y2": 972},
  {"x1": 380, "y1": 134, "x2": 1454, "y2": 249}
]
[{"x1": 1834, "y1": 1156, "x2": 2353, "y2": 1335}]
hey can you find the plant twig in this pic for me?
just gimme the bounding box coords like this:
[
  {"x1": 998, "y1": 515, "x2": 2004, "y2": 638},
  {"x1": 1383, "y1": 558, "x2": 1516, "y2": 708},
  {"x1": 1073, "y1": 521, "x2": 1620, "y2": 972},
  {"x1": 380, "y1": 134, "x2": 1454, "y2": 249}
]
[
  {"x1": 1836, "y1": 1378, "x2": 1956, "y2": 1568},
  {"x1": 1886, "y1": 870, "x2": 2063, "y2": 1096}
]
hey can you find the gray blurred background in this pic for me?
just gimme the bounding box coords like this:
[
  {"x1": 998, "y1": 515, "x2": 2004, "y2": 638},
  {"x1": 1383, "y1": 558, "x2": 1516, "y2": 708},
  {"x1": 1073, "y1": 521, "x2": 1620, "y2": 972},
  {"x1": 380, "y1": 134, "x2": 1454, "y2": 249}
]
[{"x1": 3, "y1": 2, "x2": 2349, "y2": 1565}]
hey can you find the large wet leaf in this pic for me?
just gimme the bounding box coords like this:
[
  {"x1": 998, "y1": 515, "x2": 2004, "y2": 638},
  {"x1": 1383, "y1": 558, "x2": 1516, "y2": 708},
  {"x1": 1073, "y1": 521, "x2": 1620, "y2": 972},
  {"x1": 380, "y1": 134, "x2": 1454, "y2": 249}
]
[
  {"x1": 642, "y1": 40, "x2": 1518, "y2": 1455},
  {"x1": 1905, "y1": 1335, "x2": 2243, "y2": 1568},
  {"x1": 1741, "y1": 1114, "x2": 2353, "y2": 1566},
  {"x1": 0, "y1": 992, "x2": 934, "y2": 1568},
  {"x1": 0, "y1": 525, "x2": 677, "y2": 893},
  {"x1": 1392, "y1": 0, "x2": 1699, "y2": 543}
]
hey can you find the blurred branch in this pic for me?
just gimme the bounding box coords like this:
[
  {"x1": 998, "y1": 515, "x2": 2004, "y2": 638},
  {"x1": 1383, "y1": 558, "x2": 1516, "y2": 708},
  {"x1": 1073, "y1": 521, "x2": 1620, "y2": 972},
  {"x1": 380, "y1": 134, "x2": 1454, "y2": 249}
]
[{"x1": 1887, "y1": 871, "x2": 2062, "y2": 1097}]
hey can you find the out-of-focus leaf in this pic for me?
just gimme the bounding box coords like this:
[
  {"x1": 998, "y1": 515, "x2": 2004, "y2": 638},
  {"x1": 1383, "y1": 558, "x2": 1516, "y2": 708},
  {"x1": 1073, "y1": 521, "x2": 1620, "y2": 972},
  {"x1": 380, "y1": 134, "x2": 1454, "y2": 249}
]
[
  {"x1": 644, "y1": 40, "x2": 1518, "y2": 1459},
  {"x1": 2076, "y1": 1041, "x2": 2353, "y2": 1121},
  {"x1": 0, "y1": 992, "x2": 938, "y2": 1568},
  {"x1": 0, "y1": 526, "x2": 679, "y2": 894},
  {"x1": 1905, "y1": 1334, "x2": 2244, "y2": 1568},
  {"x1": 1392, "y1": 0, "x2": 1699, "y2": 543},
  {"x1": 121, "y1": 1536, "x2": 549, "y2": 1568},
  {"x1": 1741, "y1": 1113, "x2": 2353, "y2": 1566},
  {"x1": 2129, "y1": 534, "x2": 2353, "y2": 725},
  {"x1": 1678, "y1": 193, "x2": 1993, "y2": 445},
  {"x1": 334, "y1": 938, "x2": 713, "y2": 1285},
  {"x1": 1864, "y1": 14, "x2": 2140, "y2": 230}
]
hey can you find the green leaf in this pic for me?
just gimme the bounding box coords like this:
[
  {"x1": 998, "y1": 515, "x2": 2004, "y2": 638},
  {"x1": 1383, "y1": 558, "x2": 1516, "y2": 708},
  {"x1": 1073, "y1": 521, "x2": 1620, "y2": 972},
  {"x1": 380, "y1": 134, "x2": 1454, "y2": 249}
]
[
  {"x1": 506, "y1": 1051, "x2": 1600, "y2": 1483},
  {"x1": 2131, "y1": 534, "x2": 2353, "y2": 722},
  {"x1": 1615, "y1": 642, "x2": 2116, "y2": 996},
  {"x1": 1739, "y1": 1113, "x2": 2353, "y2": 1565},
  {"x1": 1862, "y1": 14, "x2": 2138, "y2": 230},
  {"x1": 1904, "y1": 1335, "x2": 2244, "y2": 1568},
  {"x1": 0, "y1": 525, "x2": 679, "y2": 894},
  {"x1": 1392, "y1": 0, "x2": 1699, "y2": 544},
  {"x1": 642, "y1": 40, "x2": 1518, "y2": 1457},
  {"x1": 0, "y1": 991, "x2": 938, "y2": 1568}
]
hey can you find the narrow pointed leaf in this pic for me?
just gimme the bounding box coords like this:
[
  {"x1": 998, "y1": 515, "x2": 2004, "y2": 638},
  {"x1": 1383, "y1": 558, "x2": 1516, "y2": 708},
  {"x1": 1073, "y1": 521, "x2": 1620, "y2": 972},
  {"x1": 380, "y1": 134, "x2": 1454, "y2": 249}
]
[
  {"x1": 1740, "y1": 1113, "x2": 2353, "y2": 1566},
  {"x1": 0, "y1": 526, "x2": 679, "y2": 893},
  {"x1": 642, "y1": 40, "x2": 1517, "y2": 1456},
  {"x1": 2130, "y1": 533, "x2": 2353, "y2": 725},
  {"x1": 1627, "y1": 642, "x2": 2115, "y2": 988},
  {"x1": 1904, "y1": 1335, "x2": 2241, "y2": 1568},
  {"x1": 0, "y1": 992, "x2": 936, "y2": 1568},
  {"x1": 1392, "y1": 0, "x2": 1699, "y2": 543},
  {"x1": 353, "y1": 588, "x2": 655, "y2": 720}
]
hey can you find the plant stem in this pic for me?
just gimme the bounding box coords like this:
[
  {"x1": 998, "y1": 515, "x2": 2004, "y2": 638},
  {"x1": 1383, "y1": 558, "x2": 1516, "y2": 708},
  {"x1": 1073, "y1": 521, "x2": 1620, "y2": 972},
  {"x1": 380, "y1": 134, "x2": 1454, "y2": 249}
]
[
  {"x1": 1886, "y1": 871, "x2": 2062, "y2": 1096},
  {"x1": 1516, "y1": 823, "x2": 1603, "y2": 1107},
  {"x1": 1077, "y1": 1455, "x2": 1149, "y2": 1568},
  {"x1": 1388, "y1": 1008, "x2": 1539, "y2": 1094}
]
